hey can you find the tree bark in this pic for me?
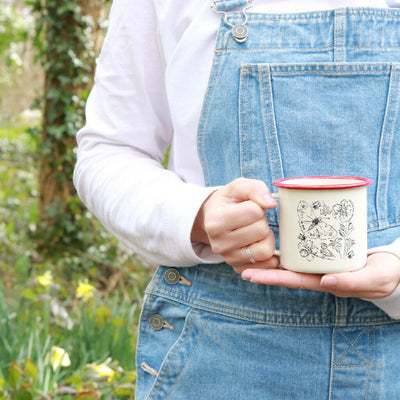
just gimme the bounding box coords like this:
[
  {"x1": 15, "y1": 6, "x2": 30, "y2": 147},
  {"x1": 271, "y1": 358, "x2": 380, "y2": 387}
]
[{"x1": 37, "y1": 0, "x2": 106, "y2": 247}]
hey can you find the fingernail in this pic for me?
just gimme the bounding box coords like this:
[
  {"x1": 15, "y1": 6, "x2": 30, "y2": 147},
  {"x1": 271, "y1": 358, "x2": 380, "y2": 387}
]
[
  {"x1": 321, "y1": 275, "x2": 338, "y2": 288},
  {"x1": 263, "y1": 194, "x2": 277, "y2": 208},
  {"x1": 241, "y1": 270, "x2": 254, "y2": 281}
]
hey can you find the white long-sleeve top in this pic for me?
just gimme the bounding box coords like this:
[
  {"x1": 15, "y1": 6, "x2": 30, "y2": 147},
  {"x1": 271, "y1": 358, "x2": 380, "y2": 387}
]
[{"x1": 74, "y1": 0, "x2": 400, "y2": 318}]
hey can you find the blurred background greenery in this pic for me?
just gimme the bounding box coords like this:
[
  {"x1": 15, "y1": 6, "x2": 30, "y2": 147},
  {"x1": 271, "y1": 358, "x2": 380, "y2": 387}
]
[{"x1": 0, "y1": 0, "x2": 153, "y2": 398}]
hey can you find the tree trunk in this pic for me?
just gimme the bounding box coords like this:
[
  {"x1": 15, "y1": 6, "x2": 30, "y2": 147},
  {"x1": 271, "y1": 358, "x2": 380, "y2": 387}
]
[{"x1": 37, "y1": 0, "x2": 106, "y2": 248}]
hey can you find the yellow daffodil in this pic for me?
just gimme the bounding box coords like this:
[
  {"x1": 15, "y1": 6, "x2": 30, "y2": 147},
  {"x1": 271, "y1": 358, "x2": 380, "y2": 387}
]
[
  {"x1": 90, "y1": 363, "x2": 115, "y2": 381},
  {"x1": 46, "y1": 346, "x2": 71, "y2": 371},
  {"x1": 37, "y1": 271, "x2": 53, "y2": 287},
  {"x1": 76, "y1": 280, "x2": 96, "y2": 301}
]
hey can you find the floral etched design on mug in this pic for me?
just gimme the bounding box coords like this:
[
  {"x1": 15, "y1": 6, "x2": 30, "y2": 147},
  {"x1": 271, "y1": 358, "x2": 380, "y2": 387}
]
[{"x1": 297, "y1": 199, "x2": 355, "y2": 262}]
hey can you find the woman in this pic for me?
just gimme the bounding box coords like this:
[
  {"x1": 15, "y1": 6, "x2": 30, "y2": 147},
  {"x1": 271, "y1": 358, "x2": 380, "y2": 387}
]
[{"x1": 74, "y1": 0, "x2": 400, "y2": 398}]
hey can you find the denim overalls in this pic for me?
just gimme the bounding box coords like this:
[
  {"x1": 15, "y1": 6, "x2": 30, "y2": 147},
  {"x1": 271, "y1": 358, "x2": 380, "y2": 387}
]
[{"x1": 135, "y1": 5, "x2": 400, "y2": 399}]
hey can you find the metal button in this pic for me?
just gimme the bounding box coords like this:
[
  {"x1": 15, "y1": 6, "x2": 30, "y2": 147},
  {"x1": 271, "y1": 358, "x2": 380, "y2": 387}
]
[
  {"x1": 149, "y1": 314, "x2": 164, "y2": 331},
  {"x1": 164, "y1": 268, "x2": 180, "y2": 285},
  {"x1": 232, "y1": 24, "x2": 248, "y2": 43}
]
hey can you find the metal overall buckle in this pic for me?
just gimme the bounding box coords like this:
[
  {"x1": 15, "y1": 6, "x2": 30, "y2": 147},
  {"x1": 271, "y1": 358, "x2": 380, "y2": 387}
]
[{"x1": 211, "y1": 0, "x2": 254, "y2": 43}]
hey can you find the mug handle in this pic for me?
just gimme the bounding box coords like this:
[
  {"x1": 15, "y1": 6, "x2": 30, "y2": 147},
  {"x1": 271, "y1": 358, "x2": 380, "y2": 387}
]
[{"x1": 270, "y1": 192, "x2": 281, "y2": 257}]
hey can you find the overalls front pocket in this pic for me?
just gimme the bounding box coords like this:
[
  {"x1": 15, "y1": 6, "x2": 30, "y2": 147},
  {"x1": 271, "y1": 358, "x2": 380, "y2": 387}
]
[
  {"x1": 135, "y1": 294, "x2": 211, "y2": 400},
  {"x1": 239, "y1": 62, "x2": 400, "y2": 232}
]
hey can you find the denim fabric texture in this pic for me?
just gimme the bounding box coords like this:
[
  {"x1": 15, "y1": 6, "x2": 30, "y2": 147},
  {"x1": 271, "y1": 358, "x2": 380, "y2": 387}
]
[
  {"x1": 135, "y1": 7, "x2": 400, "y2": 399},
  {"x1": 213, "y1": 0, "x2": 248, "y2": 12}
]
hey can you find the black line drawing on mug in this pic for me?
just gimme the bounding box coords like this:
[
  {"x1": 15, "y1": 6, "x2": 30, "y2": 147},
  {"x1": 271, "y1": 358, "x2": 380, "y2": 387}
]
[{"x1": 297, "y1": 199, "x2": 355, "y2": 261}]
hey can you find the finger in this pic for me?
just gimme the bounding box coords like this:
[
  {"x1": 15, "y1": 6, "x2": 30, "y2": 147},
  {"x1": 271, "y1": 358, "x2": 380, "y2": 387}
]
[
  {"x1": 222, "y1": 177, "x2": 277, "y2": 209},
  {"x1": 233, "y1": 257, "x2": 280, "y2": 274},
  {"x1": 220, "y1": 200, "x2": 267, "y2": 231},
  {"x1": 242, "y1": 253, "x2": 400, "y2": 300},
  {"x1": 320, "y1": 253, "x2": 400, "y2": 298},
  {"x1": 228, "y1": 218, "x2": 272, "y2": 249},
  {"x1": 204, "y1": 201, "x2": 266, "y2": 240},
  {"x1": 224, "y1": 235, "x2": 276, "y2": 266},
  {"x1": 242, "y1": 268, "x2": 323, "y2": 291},
  {"x1": 209, "y1": 216, "x2": 272, "y2": 256},
  {"x1": 242, "y1": 269, "x2": 365, "y2": 298}
]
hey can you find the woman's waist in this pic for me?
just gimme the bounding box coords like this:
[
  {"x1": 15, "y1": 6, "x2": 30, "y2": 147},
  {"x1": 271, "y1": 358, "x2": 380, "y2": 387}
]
[{"x1": 147, "y1": 263, "x2": 393, "y2": 326}]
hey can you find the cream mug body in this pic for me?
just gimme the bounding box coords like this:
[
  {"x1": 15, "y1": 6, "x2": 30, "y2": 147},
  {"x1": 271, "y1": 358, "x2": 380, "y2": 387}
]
[{"x1": 273, "y1": 176, "x2": 372, "y2": 274}]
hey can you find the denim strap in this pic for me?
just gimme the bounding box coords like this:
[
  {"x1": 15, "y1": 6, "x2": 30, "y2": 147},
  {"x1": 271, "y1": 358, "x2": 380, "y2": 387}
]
[
  {"x1": 212, "y1": 0, "x2": 249, "y2": 12},
  {"x1": 334, "y1": 8, "x2": 347, "y2": 62}
]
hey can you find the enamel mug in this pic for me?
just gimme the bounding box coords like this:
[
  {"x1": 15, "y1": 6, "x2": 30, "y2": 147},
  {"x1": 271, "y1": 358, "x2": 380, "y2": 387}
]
[{"x1": 273, "y1": 176, "x2": 373, "y2": 274}]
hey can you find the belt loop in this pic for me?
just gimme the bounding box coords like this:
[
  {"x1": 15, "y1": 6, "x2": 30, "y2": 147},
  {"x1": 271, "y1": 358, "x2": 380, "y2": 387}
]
[{"x1": 334, "y1": 9, "x2": 347, "y2": 62}]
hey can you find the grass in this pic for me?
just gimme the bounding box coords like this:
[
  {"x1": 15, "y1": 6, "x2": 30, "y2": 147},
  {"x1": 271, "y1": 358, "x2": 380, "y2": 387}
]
[{"x1": 0, "y1": 124, "x2": 153, "y2": 399}]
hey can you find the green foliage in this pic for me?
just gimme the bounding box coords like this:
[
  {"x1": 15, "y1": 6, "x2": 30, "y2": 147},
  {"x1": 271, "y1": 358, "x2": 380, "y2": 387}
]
[
  {"x1": 0, "y1": 124, "x2": 152, "y2": 398},
  {"x1": 0, "y1": 2, "x2": 30, "y2": 84},
  {"x1": 28, "y1": 0, "x2": 102, "y2": 135},
  {"x1": 28, "y1": 0, "x2": 93, "y2": 133},
  {"x1": 0, "y1": 284, "x2": 139, "y2": 399},
  {"x1": 0, "y1": 125, "x2": 38, "y2": 273}
]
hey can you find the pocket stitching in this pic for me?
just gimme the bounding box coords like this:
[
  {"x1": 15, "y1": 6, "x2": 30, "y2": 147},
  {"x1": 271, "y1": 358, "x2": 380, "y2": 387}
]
[{"x1": 146, "y1": 310, "x2": 211, "y2": 400}]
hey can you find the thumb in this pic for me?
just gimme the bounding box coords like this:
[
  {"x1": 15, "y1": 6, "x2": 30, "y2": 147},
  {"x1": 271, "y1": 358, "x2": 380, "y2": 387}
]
[{"x1": 222, "y1": 178, "x2": 277, "y2": 209}]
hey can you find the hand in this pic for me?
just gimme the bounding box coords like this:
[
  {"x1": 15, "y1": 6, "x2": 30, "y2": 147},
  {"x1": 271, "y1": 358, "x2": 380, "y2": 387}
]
[
  {"x1": 241, "y1": 252, "x2": 400, "y2": 300},
  {"x1": 191, "y1": 178, "x2": 279, "y2": 274}
]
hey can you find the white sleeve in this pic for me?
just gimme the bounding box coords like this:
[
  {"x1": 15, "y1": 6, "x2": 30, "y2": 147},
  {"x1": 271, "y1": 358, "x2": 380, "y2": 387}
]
[
  {"x1": 367, "y1": 237, "x2": 400, "y2": 319},
  {"x1": 73, "y1": 0, "x2": 221, "y2": 267}
]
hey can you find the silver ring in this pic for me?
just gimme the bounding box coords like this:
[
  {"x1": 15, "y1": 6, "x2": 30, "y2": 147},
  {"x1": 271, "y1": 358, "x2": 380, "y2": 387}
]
[{"x1": 245, "y1": 247, "x2": 256, "y2": 264}]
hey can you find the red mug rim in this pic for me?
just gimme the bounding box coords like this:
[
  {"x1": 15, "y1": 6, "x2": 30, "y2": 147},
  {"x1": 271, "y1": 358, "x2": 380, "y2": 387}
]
[{"x1": 273, "y1": 176, "x2": 373, "y2": 190}]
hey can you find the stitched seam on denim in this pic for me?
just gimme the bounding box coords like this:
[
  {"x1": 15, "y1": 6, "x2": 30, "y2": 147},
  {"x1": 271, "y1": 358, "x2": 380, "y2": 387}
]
[
  {"x1": 369, "y1": 215, "x2": 400, "y2": 225},
  {"x1": 334, "y1": 326, "x2": 369, "y2": 366},
  {"x1": 244, "y1": 71, "x2": 394, "y2": 76},
  {"x1": 148, "y1": 287, "x2": 393, "y2": 326},
  {"x1": 370, "y1": 326, "x2": 376, "y2": 400},
  {"x1": 260, "y1": 67, "x2": 275, "y2": 182},
  {"x1": 147, "y1": 309, "x2": 198, "y2": 400},
  {"x1": 334, "y1": 10, "x2": 346, "y2": 63},
  {"x1": 136, "y1": 292, "x2": 155, "y2": 377},
  {"x1": 328, "y1": 327, "x2": 334, "y2": 400},
  {"x1": 239, "y1": 66, "x2": 245, "y2": 177},
  {"x1": 154, "y1": 294, "x2": 384, "y2": 326},
  {"x1": 383, "y1": 70, "x2": 400, "y2": 226},
  {"x1": 240, "y1": 66, "x2": 396, "y2": 74},
  {"x1": 219, "y1": 47, "x2": 334, "y2": 52},
  {"x1": 165, "y1": 314, "x2": 212, "y2": 400},
  {"x1": 259, "y1": 68, "x2": 272, "y2": 181},
  {"x1": 239, "y1": 66, "x2": 250, "y2": 178},
  {"x1": 245, "y1": 70, "x2": 250, "y2": 178},
  {"x1": 376, "y1": 72, "x2": 393, "y2": 227},
  {"x1": 240, "y1": 70, "x2": 250, "y2": 177},
  {"x1": 365, "y1": 326, "x2": 370, "y2": 400},
  {"x1": 267, "y1": 63, "x2": 395, "y2": 69},
  {"x1": 244, "y1": 63, "x2": 396, "y2": 69},
  {"x1": 197, "y1": 54, "x2": 222, "y2": 186},
  {"x1": 227, "y1": 15, "x2": 400, "y2": 26},
  {"x1": 230, "y1": 9, "x2": 400, "y2": 21},
  {"x1": 376, "y1": 67, "x2": 399, "y2": 227},
  {"x1": 262, "y1": 66, "x2": 283, "y2": 183},
  {"x1": 218, "y1": 46, "x2": 400, "y2": 53}
]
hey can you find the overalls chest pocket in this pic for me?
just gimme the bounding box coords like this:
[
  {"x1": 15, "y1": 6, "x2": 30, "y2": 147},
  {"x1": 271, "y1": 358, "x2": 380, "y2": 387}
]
[{"x1": 239, "y1": 62, "x2": 400, "y2": 232}]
